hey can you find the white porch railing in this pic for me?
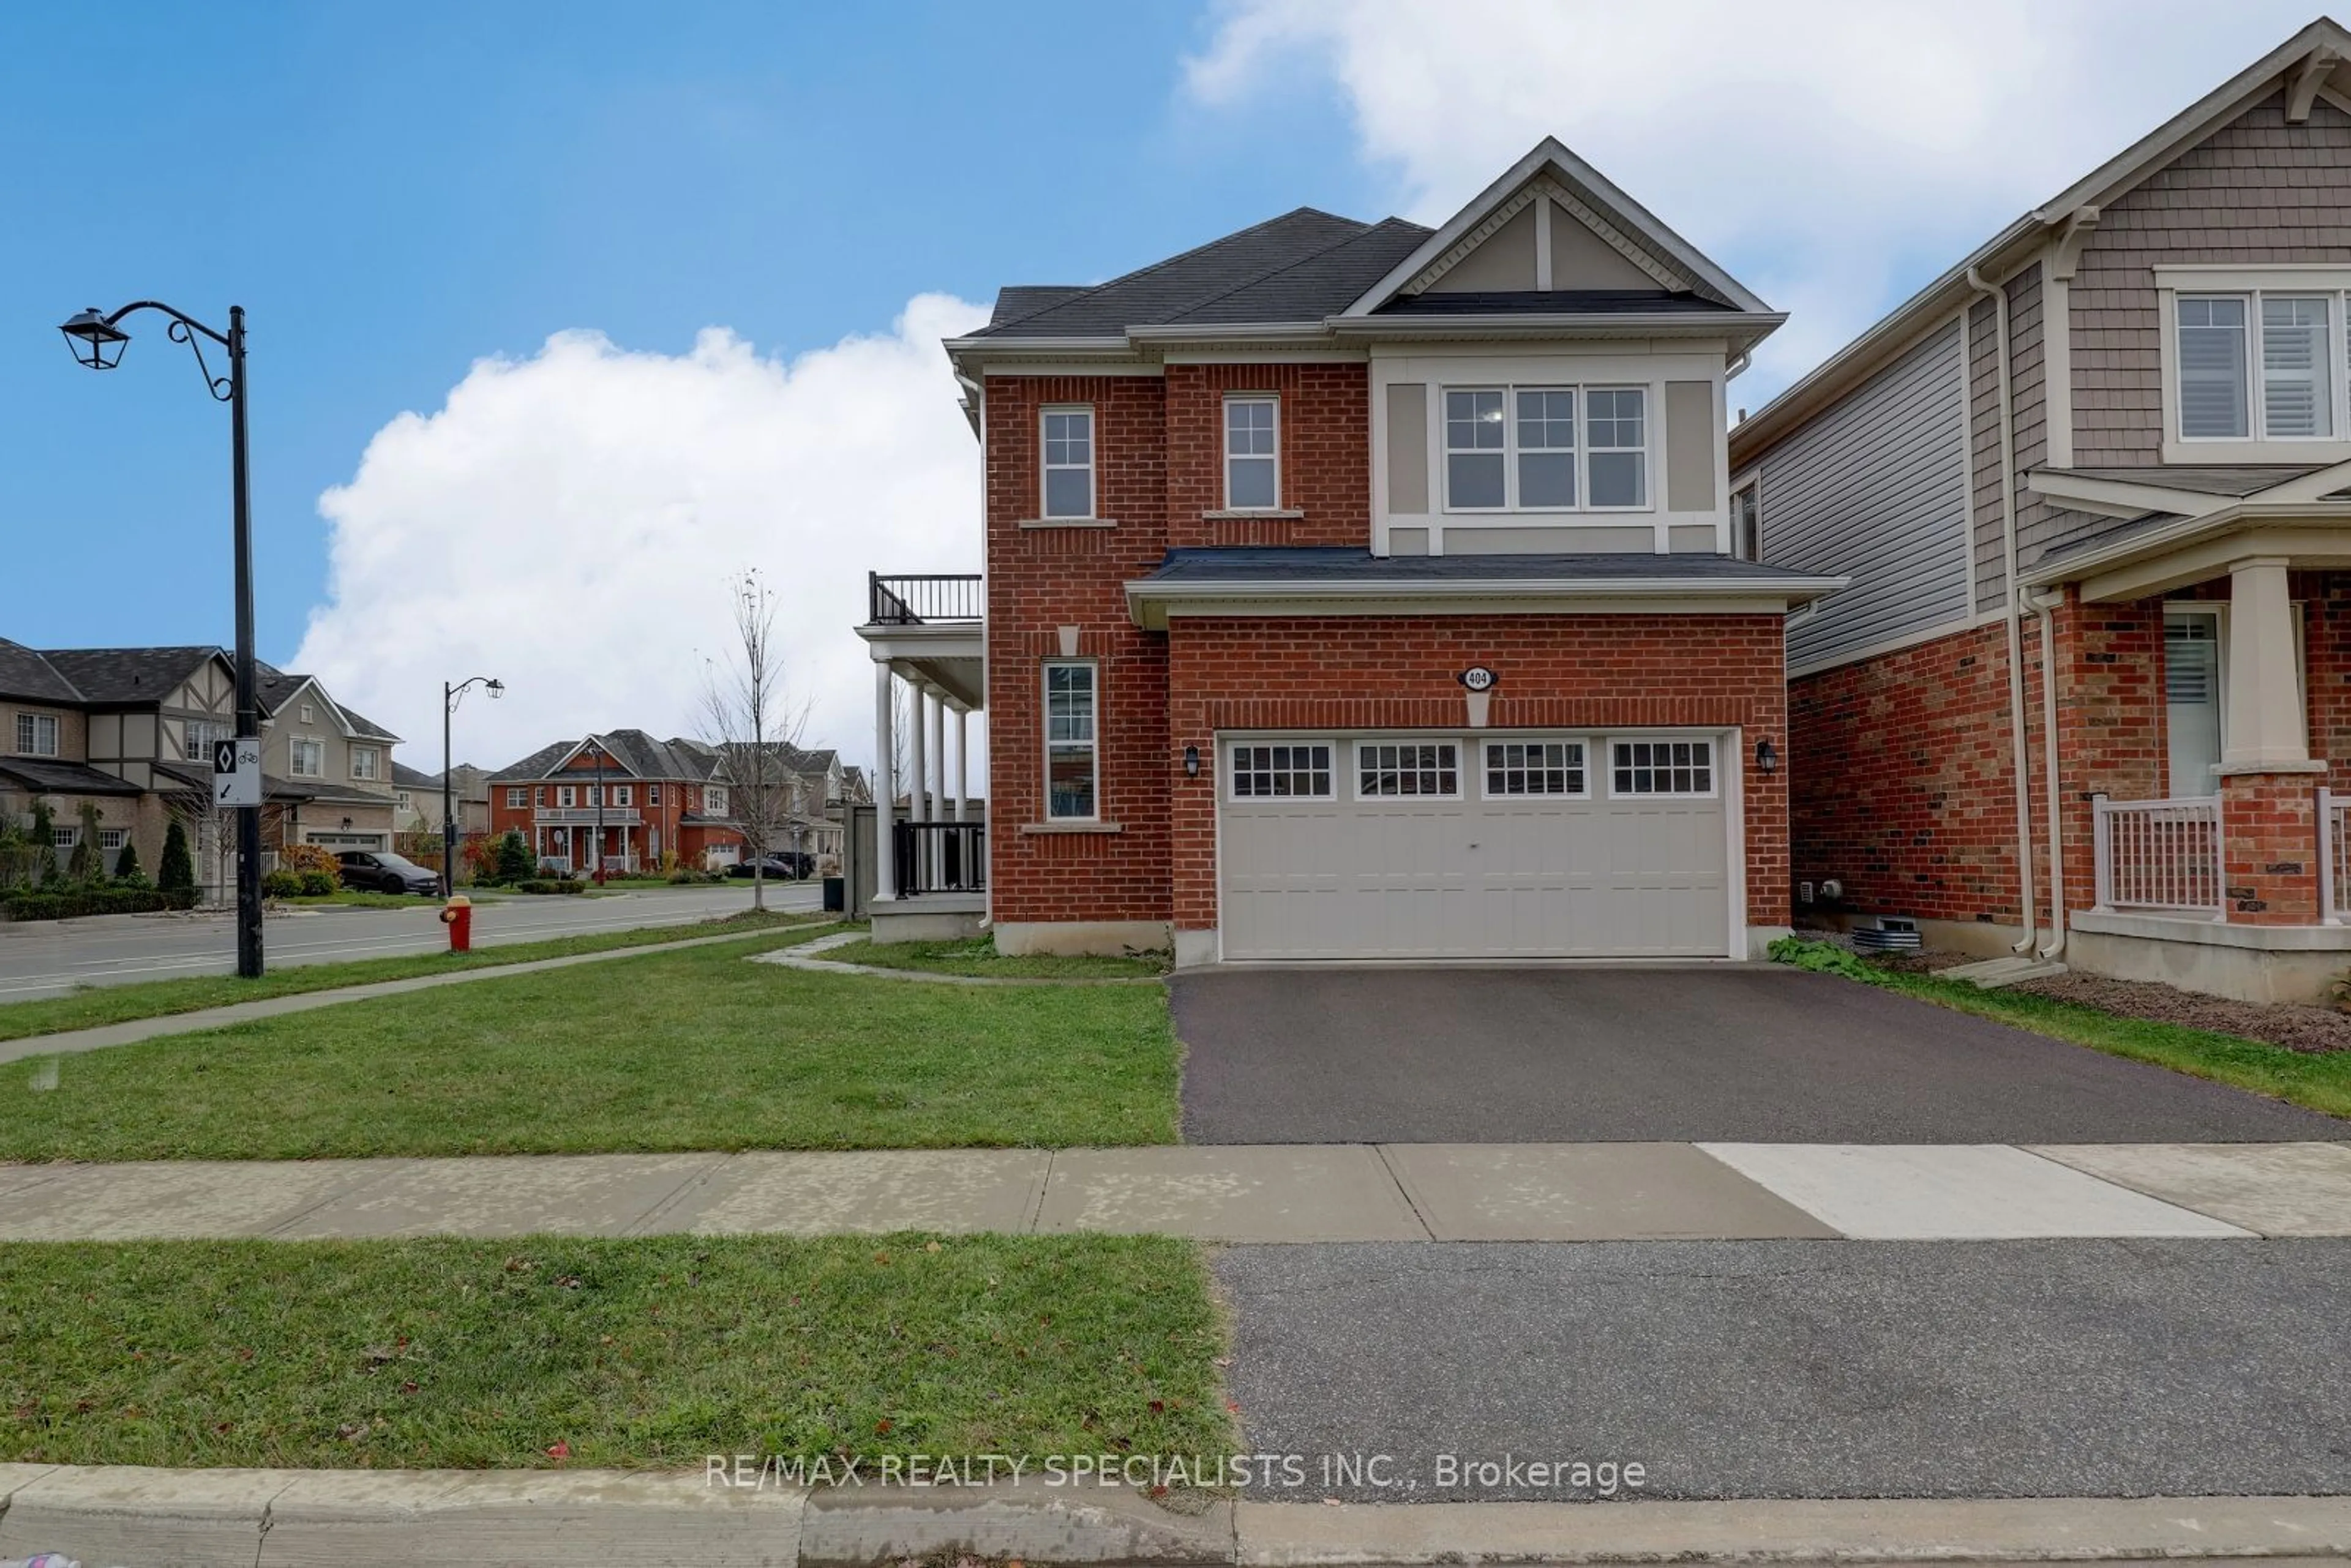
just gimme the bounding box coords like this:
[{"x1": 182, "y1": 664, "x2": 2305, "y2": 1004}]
[
  {"x1": 2093, "y1": 795, "x2": 2224, "y2": 916},
  {"x1": 2322, "y1": 787, "x2": 2351, "y2": 925}
]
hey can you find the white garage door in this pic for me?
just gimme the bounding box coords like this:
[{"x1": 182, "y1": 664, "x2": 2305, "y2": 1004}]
[{"x1": 1218, "y1": 733, "x2": 1733, "y2": 960}]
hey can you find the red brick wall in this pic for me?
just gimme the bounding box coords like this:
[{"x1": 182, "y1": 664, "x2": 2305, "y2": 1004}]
[
  {"x1": 1164, "y1": 614, "x2": 1790, "y2": 934},
  {"x1": 984, "y1": 374, "x2": 1173, "y2": 924},
  {"x1": 1162, "y1": 363, "x2": 1369, "y2": 549}
]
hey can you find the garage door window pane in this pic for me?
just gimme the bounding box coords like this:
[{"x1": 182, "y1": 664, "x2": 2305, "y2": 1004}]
[
  {"x1": 1612, "y1": 739, "x2": 1713, "y2": 796},
  {"x1": 1045, "y1": 662, "x2": 1097, "y2": 819},
  {"x1": 1485, "y1": 740, "x2": 1584, "y2": 797},
  {"x1": 1231, "y1": 742, "x2": 1332, "y2": 798},
  {"x1": 1359, "y1": 741, "x2": 1459, "y2": 797}
]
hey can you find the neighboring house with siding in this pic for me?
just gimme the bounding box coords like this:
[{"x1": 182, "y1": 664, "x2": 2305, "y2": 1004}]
[
  {"x1": 392, "y1": 761, "x2": 490, "y2": 837},
  {"x1": 0, "y1": 640, "x2": 403, "y2": 892},
  {"x1": 855, "y1": 138, "x2": 1843, "y2": 962},
  {"x1": 1728, "y1": 17, "x2": 2351, "y2": 1002}
]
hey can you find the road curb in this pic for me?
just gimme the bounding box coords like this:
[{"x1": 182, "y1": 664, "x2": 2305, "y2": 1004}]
[{"x1": 6, "y1": 1468, "x2": 2351, "y2": 1566}]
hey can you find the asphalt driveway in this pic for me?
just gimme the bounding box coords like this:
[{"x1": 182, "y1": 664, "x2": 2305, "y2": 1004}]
[{"x1": 1173, "y1": 967, "x2": 2345, "y2": 1144}]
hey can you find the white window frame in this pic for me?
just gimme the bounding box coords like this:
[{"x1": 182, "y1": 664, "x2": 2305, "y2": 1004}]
[
  {"x1": 290, "y1": 737, "x2": 325, "y2": 778},
  {"x1": 1040, "y1": 405, "x2": 1097, "y2": 520},
  {"x1": 183, "y1": 718, "x2": 229, "y2": 763},
  {"x1": 51, "y1": 826, "x2": 78, "y2": 849},
  {"x1": 15, "y1": 712, "x2": 59, "y2": 757},
  {"x1": 1479, "y1": 737, "x2": 1591, "y2": 800},
  {"x1": 1728, "y1": 473, "x2": 1761, "y2": 563},
  {"x1": 1605, "y1": 735, "x2": 1719, "y2": 800},
  {"x1": 1354, "y1": 739, "x2": 1464, "y2": 801},
  {"x1": 610, "y1": 784, "x2": 632, "y2": 807},
  {"x1": 557, "y1": 784, "x2": 577, "y2": 808},
  {"x1": 707, "y1": 785, "x2": 729, "y2": 816},
  {"x1": 1223, "y1": 395, "x2": 1281, "y2": 511},
  {"x1": 1441, "y1": 383, "x2": 1652, "y2": 514},
  {"x1": 1225, "y1": 739, "x2": 1335, "y2": 802},
  {"x1": 2156, "y1": 268, "x2": 2351, "y2": 462},
  {"x1": 506, "y1": 787, "x2": 526, "y2": 809},
  {"x1": 99, "y1": 828, "x2": 127, "y2": 851},
  {"x1": 298, "y1": 703, "x2": 315, "y2": 725},
  {"x1": 350, "y1": 745, "x2": 381, "y2": 781},
  {"x1": 649, "y1": 784, "x2": 661, "y2": 805},
  {"x1": 1043, "y1": 659, "x2": 1100, "y2": 821}
]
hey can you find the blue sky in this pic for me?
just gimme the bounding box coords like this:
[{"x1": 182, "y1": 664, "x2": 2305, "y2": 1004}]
[{"x1": 1, "y1": 1, "x2": 2325, "y2": 763}]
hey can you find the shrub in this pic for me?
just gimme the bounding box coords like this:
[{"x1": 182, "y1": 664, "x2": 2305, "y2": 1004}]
[
  {"x1": 26, "y1": 800, "x2": 57, "y2": 886},
  {"x1": 277, "y1": 843, "x2": 342, "y2": 887},
  {"x1": 158, "y1": 820, "x2": 197, "y2": 893},
  {"x1": 463, "y1": 834, "x2": 503, "y2": 885},
  {"x1": 1766, "y1": 936, "x2": 1887, "y2": 985},
  {"x1": 298, "y1": 868, "x2": 337, "y2": 896},
  {"x1": 2, "y1": 887, "x2": 199, "y2": 921},
  {"x1": 67, "y1": 802, "x2": 105, "y2": 883},
  {"x1": 514, "y1": 877, "x2": 587, "y2": 895},
  {"x1": 261, "y1": 869, "x2": 304, "y2": 898},
  {"x1": 112, "y1": 838, "x2": 143, "y2": 885},
  {"x1": 492, "y1": 830, "x2": 534, "y2": 886}
]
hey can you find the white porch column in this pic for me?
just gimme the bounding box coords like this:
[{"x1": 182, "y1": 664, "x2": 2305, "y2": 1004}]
[
  {"x1": 951, "y1": 706, "x2": 968, "y2": 823},
  {"x1": 872, "y1": 661, "x2": 896, "y2": 902},
  {"x1": 928, "y1": 689, "x2": 947, "y2": 823},
  {"x1": 909, "y1": 684, "x2": 931, "y2": 888},
  {"x1": 2223, "y1": 557, "x2": 2311, "y2": 769}
]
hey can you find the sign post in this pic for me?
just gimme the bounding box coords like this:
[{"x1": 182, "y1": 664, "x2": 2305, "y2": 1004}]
[{"x1": 213, "y1": 737, "x2": 261, "y2": 809}]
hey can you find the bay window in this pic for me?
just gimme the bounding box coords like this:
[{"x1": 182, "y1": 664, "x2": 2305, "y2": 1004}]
[{"x1": 1444, "y1": 384, "x2": 1648, "y2": 511}]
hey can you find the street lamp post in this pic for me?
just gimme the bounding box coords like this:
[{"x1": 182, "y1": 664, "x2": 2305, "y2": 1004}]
[
  {"x1": 590, "y1": 742, "x2": 607, "y2": 885},
  {"x1": 441, "y1": 676, "x2": 504, "y2": 897},
  {"x1": 60, "y1": 302, "x2": 263, "y2": 978}
]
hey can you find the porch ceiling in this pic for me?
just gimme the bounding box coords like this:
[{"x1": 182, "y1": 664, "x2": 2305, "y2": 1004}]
[
  {"x1": 857, "y1": 624, "x2": 983, "y2": 711},
  {"x1": 2039, "y1": 513, "x2": 2351, "y2": 602}
]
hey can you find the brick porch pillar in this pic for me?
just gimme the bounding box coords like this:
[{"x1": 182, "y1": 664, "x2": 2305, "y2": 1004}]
[{"x1": 2220, "y1": 772, "x2": 2321, "y2": 923}]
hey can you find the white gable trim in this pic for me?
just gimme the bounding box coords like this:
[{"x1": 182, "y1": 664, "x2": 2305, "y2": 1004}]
[
  {"x1": 1404, "y1": 184, "x2": 1543, "y2": 294},
  {"x1": 1347, "y1": 138, "x2": 1769, "y2": 318},
  {"x1": 1532, "y1": 179, "x2": 1685, "y2": 292}
]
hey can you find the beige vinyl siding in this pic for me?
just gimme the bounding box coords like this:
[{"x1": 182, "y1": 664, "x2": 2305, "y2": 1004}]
[
  {"x1": 2074, "y1": 93, "x2": 2351, "y2": 467},
  {"x1": 1764, "y1": 319, "x2": 1970, "y2": 670},
  {"x1": 1386, "y1": 383, "x2": 1430, "y2": 516}
]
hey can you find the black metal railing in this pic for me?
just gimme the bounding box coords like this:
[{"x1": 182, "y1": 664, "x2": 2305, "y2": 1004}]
[
  {"x1": 892, "y1": 820, "x2": 987, "y2": 898},
  {"x1": 869, "y1": 572, "x2": 983, "y2": 626}
]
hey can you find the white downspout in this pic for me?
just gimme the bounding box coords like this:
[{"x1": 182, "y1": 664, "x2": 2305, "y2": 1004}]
[
  {"x1": 2030, "y1": 588, "x2": 2068, "y2": 959},
  {"x1": 1968, "y1": 265, "x2": 2039, "y2": 954}
]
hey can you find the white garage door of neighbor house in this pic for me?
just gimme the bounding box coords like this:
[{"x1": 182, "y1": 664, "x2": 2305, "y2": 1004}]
[{"x1": 1218, "y1": 733, "x2": 1733, "y2": 960}]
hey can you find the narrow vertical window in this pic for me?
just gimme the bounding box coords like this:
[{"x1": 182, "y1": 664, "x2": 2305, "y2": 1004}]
[
  {"x1": 1044, "y1": 661, "x2": 1098, "y2": 819},
  {"x1": 1730, "y1": 482, "x2": 1760, "y2": 561},
  {"x1": 1515, "y1": 388, "x2": 1577, "y2": 507},
  {"x1": 2177, "y1": 296, "x2": 2251, "y2": 439},
  {"x1": 1041, "y1": 407, "x2": 1095, "y2": 519},
  {"x1": 2262, "y1": 296, "x2": 2333, "y2": 438},
  {"x1": 1586, "y1": 388, "x2": 1648, "y2": 506},
  {"x1": 1224, "y1": 397, "x2": 1279, "y2": 509},
  {"x1": 1444, "y1": 389, "x2": 1506, "y2": 508}
]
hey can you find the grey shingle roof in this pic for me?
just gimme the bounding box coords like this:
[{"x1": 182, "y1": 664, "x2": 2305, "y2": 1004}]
[
  {"x1": 487, "y1": 730, "x2": 722, "y2": 784},
  {"x1": 1138, "y1": 547, "x2": 1838, "y2": 583},
  {"x1": 0, "y1": 759, "x2": 143, "y2": 796},
  {"x1": 972, "y1": 209, "x2": 1426, "y2": 339},
  {"x1": 0, "y1": 639, "x2": 83, "y2": 705},
  {"x1": 1372, "y1": 288, "x2": 1735, "y2": 317},
  {"x1": 253, "y1": 663, "x2": 401, "y2": 742},
  {"x1": 35, "y1": 647, "x2": 220, "y2": 705},
  {"x1": 990, "y1": 286, "x2": 1084, "y2": 326}
]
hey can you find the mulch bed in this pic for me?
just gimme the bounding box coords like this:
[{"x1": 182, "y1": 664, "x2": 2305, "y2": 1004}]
[{"x1": 2002, "y1": 970, "x2": 2351, "y2": 1055}]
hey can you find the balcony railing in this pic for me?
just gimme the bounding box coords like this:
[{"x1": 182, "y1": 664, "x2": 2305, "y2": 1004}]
[
  {"x1": 2093, "y1": 795, "x2": 2222, "y2": 916},
  {"x1": 534, "y1": 808, "x2": 643, "y2": 827},
  {"x1": 869, "y1": 572, "x2": 983, "y2": 626},
  {"x1": 893, "y1": 819, "x2": 986, "y2": 898},
  {"x1": 2322, "y1": 787, "x2": 2351, "y2": 924}
]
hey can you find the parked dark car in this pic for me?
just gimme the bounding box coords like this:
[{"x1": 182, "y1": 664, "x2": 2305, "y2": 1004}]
[
  {"x1": 726, "y1": 852, "x2": 811, "y2": 880},
  {"x1": 336, "y1": 849, "x2": 440, "y2": 895}
]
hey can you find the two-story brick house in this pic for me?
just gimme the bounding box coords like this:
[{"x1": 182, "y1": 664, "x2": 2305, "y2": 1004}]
[
  {"x1": 487, "y1": 730, "x2": 749, "y2": 875},
  {"x1": 1730, "y1": 18, "x2": 2351, "y2": 1002},
  {"x1": 860, "y1": 141, "x2": 1843, "y2": 962}
]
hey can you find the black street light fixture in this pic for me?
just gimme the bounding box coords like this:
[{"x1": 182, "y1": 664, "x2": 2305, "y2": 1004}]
[
  {"x1": 62, "y1": 300, "x2": 263, "y2": 978},
  {"x1": 442, "y1": 676, "x2": 504, "y2": 896}
]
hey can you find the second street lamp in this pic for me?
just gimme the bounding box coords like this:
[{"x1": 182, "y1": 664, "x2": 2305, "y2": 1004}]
[
  {"x1": 442, "y1": 676, "x2": 504, "y2": 896},
  {"x1": 61, "y1": 300, "x2": 263, "y2": 979}
]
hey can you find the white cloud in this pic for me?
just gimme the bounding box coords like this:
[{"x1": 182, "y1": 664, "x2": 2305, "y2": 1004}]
[
  {"x1": 1187, "y1": 0, "x2": 2319, "y2": 399},
  {"x1": 293, "y1": 296, "x2": 988, "y2": 784}
]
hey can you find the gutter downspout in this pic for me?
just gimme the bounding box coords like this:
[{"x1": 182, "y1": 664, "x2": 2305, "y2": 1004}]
[
  {"x1": 2028, "y1": 588, "x2": 2069, "y2": 959},
  {"x1": 1968, "y1": 265, "x2": 2039, "y2": 954}
]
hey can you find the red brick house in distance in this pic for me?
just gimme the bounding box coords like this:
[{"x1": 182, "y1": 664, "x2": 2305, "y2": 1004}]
[
  {"x1": 487, "y1": 731, "x2": 744, "y2": 876},
  {"x1": 858, "y1": 141, "x2": 1843, "y2": 964}
]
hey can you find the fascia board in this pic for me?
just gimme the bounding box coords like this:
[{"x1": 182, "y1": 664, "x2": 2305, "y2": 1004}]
[
  {"x1": 1327, "y1": 311, "x2": 1785, "y2": 342},
  {"x1": 2025, "y1": 502, "x2": 2351, "y2": 588},
  {"x1": 1123, "y1": 573, "x2": 1849, "y2": 628},
  {"x1": 2025, "y1": 471, "x2": 2236, "y2": 520}
]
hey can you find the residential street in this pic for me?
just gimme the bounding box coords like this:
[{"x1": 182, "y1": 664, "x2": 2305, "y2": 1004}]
[{"x1": 0, "y1": 882, "x2": 817, "y2": 1000}]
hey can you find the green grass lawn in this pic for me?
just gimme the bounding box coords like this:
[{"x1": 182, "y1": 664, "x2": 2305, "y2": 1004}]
[
  {"x1": 827, "y1": 935, "x2": 1169, "y2": 980},
  {"x1": 1776, "y1": 940, "x2": 2351, "y2": 1120},
  {"x1": 0, "y1": 910, "x2": 826, "y2": 1044},
  {"x1": 0, "y1": 933, "x2": 1179, "y2": 1160},
  {"x1": 0, "y1": 1233, "x2": 1230, "y2": 1471}
]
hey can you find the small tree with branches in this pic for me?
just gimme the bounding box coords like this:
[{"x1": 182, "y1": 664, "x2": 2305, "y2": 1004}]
[{"x1": 700, "y1": 569, "x2": 811, "y2": 911}]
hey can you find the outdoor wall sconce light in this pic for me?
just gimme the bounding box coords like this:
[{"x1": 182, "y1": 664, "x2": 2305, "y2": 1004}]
[
  {"x1": 1756, "y1": 739, "x2": 1780, "y2": 775},
  {"x1": 1183, "y1": 745, "x2": 1201, "y2": 778}
]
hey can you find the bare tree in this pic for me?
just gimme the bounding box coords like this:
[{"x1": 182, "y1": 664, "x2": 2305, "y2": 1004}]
[{"x1": 700, "y1": 569, "x2": 811, "y2": 910}]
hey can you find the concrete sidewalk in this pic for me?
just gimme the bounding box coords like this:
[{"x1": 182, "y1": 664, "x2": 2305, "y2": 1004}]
[
  {"x1": 0, "y1": 921, "x2": 835, "y2": 1065},
  {"x1": 4, "y1": 1463, "x2": 2349, "y2": 1566},
  {"x1": 4, "y1": 1139, "x2": 2347, "y2": 1243}
]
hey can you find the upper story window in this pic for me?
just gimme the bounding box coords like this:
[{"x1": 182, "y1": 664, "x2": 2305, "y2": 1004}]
[
  {"x1": 1224, "y1": 397, "x2": 1279, "y2": 509},
  {"x1": 351, "y1": 746, "x2": 381, "y2": 781},
  {"x1": 291, "y1": 737, "x2": 324, "y2": 778},
  {"x1": 1444, "y1": 384, "x2": 1648, "y2": 512},
  {"x1": 15, "y1": 713, "x2": 59, "y2": 757},
  {"x1": 648, "y1": 784, "x2": 661, "y2": 805},
  {"x1": 610, "y1": 784, "x2": 633, "y2": 807},
  {"x1": 1041, "y1": 406, "x2": 1095, "y2": 519},
  {"x1": 1044, "y1": 661, "x2": 1097, "y2": 819},
  {"x1": 298, "y1": 702, "x2": 316, "y2": 724},
  {"x1": 707, "y1": 784, "x2": 729, "y2": 816},
  {"x1": 2175, "y1": 288, "x2": 2347, "y2": 443},
  {"x1": 557, "y1": 784, "x2": 577, "y2": 808},
  {"x1": 1729, "y1": 479, "x2": 1760, "y2": 562},
  {"x1": 506, "y1": 787, "x2": 526, "y2": 808},
  {"x1": 184, "y1": 718, "x2": 229, "y2": 763}
]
